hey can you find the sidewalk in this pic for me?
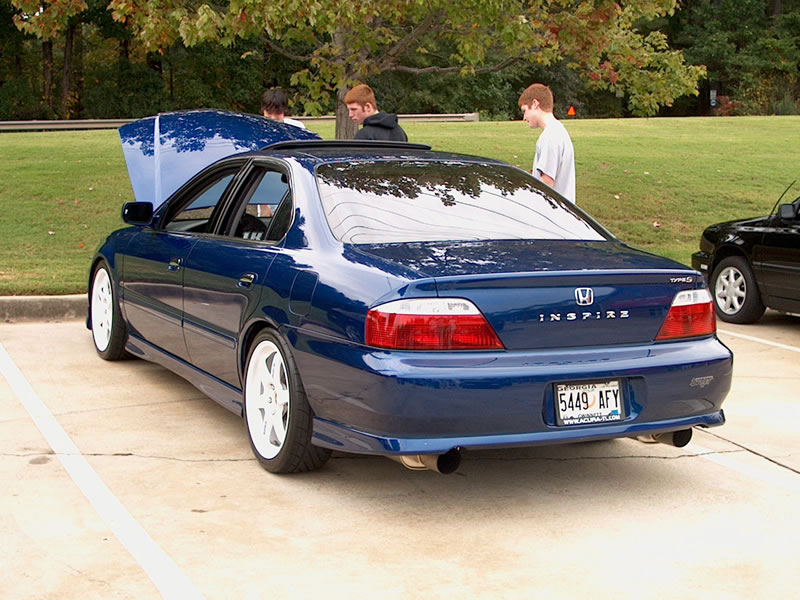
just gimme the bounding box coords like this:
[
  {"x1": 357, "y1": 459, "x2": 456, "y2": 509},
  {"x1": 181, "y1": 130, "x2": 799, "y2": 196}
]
[{"x1": 0, "y1": 294, "x2": 86, "y2": 322}]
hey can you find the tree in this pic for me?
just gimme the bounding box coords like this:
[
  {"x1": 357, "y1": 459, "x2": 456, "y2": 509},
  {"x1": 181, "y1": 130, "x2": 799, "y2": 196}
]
[
  {"x1": 12, "y1": 0, "x2": 89, "y2": 116},
  {"x1": 104, "y1": 0, "x2": 704, "y2": 137},
  {"x1": 1, "y1": 0, "x2": 36, "y2": 118},
  {"x1": 665, "y1": 0, "x2": 800, "y2": 114}
]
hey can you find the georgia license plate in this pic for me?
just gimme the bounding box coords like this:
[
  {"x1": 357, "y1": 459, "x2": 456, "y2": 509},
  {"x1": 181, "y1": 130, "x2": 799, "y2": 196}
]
[{"x1": 555, "y1": 380, "x2": 624, "y2": 426}]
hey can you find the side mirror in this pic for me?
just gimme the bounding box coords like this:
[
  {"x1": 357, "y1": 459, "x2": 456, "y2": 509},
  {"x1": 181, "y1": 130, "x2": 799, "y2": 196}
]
[
  {"x1": 122, "y1": 202, "x2": 154, "y2": 225},
  {"x1": 778, "y1": 203, "x2": 797, "y2": 221}
]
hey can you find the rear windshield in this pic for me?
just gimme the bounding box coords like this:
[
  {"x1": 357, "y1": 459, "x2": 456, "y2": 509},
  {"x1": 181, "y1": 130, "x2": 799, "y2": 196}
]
[{"x1": 315, "y1": 160, "x2": 607, "y2": 244}]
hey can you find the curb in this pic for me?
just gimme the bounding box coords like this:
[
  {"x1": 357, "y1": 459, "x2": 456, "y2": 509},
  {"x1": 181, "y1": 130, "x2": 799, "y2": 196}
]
[{"x1": 0, "y1": 294, "x2": 87, "y2": 322}]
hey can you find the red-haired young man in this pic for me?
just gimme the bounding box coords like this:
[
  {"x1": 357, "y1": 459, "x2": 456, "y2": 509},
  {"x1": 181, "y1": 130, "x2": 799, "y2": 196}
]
[
  {"x1": 519, "y1": 83, "x2": 576, "y2": 203},
  {"x1": 344, "y1": 84, "x2": 407, "y2": 142}
]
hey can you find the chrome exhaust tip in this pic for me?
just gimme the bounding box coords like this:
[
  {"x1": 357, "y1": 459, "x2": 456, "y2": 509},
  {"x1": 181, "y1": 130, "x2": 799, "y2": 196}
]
[
  {"x1": 636, "y1": 429, "x2": 693, "y2": 448},
  {"x1": 389, "y1": 448, "x2": 461, "y2": 474}
]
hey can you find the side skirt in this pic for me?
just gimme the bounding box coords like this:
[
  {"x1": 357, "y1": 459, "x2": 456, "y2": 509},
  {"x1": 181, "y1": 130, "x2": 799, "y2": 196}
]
[{"x1": 125, "y1": 335, "x2": 243, "y2": 417}]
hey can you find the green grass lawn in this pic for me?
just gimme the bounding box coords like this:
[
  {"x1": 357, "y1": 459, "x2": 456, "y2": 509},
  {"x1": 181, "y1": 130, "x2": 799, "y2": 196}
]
[{"x1": 1, "y1": 116, "x2": 798, "y2": 295}]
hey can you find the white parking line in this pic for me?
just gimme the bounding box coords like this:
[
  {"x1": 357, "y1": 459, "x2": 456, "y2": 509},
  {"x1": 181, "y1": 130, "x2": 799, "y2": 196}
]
[
  {"x1": 692, "y1": 444, "x2": 800, "y2": 494},
  {"x1": 718, "y1": 328, "x2": 800, "y2": 354},
  {"x1": 0, "y1": 342, "x2": 205, "y2": 600}
]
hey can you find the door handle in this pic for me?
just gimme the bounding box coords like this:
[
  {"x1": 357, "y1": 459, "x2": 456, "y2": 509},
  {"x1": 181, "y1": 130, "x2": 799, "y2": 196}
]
[
  {"x1": 238, "y1": 273, "x2": 257, "y2": 288},
  {"x1": 168, "y1": 258, "x2": 183, "y2": 271}
]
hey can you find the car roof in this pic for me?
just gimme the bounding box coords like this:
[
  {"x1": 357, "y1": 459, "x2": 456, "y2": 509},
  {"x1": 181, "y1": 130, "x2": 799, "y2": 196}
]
[{"x1": 242, "y1": 140, "x2": 508, "y2": 168}]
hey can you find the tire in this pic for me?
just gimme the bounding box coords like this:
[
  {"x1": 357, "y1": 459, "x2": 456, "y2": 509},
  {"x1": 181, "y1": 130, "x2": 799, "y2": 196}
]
[
  {"x1": 90, "y1": 262, "x2": 130, "y2": 360},
  {"x1": 710, "y1": 256, "x2": 765, "y2": 324},
  {"x1": 243, "y1": 330, "x2": 331, "y2": 473}
]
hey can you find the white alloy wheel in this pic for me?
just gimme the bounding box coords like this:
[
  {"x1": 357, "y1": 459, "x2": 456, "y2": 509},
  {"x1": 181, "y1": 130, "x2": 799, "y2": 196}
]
[
  {"x1": 714, "y1": 265, "x2": 746, "y2": 315},
  {"x1": 91, "y1": 267, "x2": 114, "y2": 352},
  {"x1": 245, "y1": 340, "x2": 290, "y2": 459}
]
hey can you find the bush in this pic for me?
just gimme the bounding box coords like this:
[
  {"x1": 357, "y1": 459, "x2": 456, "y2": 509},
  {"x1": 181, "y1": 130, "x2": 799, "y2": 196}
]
[
  {"x1": 81, "y1": 61, "x2": 169, "y2": 119},
  {"x1": 0, "y1": 79, "x2": 51, "y2": 120},
  {"x1": 774, "y1": 92, "x2": 799, "y2": 116}
]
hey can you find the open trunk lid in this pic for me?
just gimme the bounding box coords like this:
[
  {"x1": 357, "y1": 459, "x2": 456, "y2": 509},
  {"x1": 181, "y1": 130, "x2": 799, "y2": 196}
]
[{"x1": 119, "y1": 109, "x2": 319, "y2": 209}]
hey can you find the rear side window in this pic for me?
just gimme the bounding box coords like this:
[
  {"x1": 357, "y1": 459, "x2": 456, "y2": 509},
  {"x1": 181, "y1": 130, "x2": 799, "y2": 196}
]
[
  {"x1": 315, "y1": 161, "x2": 606, "y2": 244},
  {"x1": 229, "y1": 168, "x2": 292, "y2": 242}
]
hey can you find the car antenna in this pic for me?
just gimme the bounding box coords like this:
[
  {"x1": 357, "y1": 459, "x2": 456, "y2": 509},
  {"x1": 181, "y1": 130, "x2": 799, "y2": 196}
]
[{"x1": 769, "y1": 179, "x2": 796, "y2": 217}]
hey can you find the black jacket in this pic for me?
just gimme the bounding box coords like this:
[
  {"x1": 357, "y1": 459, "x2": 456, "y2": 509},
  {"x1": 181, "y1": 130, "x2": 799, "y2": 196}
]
[{"x1": 354, "y1": 112, "x2": 408, "y2": 142}]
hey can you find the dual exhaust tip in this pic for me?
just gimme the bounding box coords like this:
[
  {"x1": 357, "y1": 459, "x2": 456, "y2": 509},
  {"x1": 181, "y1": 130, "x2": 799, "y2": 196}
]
[{"x1": 389, "y1": 429, "x2": 694, "y2": 474}]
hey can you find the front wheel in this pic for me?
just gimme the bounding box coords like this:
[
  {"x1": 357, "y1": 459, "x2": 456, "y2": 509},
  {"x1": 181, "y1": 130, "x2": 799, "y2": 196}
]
[
  {"x1": 90, "y1": 263, "x2": 130, "y2": 360},
  {"x1": 710, "y1": 256, "x2": 765, "y2": 324},
  {"x1": 243, "y1": 330, "x2": 331, "y2": 473}
]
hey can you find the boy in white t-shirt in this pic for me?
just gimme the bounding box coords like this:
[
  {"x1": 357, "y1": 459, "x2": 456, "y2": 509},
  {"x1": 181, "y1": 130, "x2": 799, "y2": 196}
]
[
  {"x1": 261, "y1": 88, "x2": 306, "y2": 129},
  {"x1": 518, "y1": 83, "x2": 576, "y2": 203}
]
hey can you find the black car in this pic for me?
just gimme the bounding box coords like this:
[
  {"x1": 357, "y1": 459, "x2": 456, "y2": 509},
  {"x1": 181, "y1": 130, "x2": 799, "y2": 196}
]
[{"x1": 692, "y1": 193, "x2": 800, "y2": 323}]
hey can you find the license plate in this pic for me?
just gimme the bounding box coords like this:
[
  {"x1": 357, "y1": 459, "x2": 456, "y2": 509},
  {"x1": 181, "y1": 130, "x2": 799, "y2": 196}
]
[{"x1": 555, "y1": 380, "x2": 624, "y2": 426}]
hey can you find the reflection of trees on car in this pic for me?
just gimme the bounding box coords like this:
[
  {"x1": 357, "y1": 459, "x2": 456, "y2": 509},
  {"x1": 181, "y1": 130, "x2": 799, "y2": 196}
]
[
  {"x1": 316, "y1": 161, "x2": 552, "y2": 208},
  {"x1": 119, "y1": 110, "x2": 321, "y2": 208},
  {"x1": 316, "y1": 161, "x2": 599, "y2": 244},
  {"x1": 120, "y1": 110, "x2": 317, "y2": 157}
]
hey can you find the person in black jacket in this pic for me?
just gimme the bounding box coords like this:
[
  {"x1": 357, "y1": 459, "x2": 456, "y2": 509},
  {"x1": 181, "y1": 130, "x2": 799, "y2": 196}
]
[{"x1": 344, "y1": 84, "x2": 407, "y2": 142}]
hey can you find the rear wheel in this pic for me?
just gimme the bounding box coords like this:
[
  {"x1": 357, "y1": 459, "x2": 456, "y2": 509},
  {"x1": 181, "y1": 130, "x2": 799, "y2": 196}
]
[
  {"x1": 243, "y1": 330, "x2": 331, "y2": 473},
  {"x1": 711, "y1": 256, "x2": 765, "y2": 324},
  {"x1": 90, "y1": 263, "x2": 129, "y2": 360}
]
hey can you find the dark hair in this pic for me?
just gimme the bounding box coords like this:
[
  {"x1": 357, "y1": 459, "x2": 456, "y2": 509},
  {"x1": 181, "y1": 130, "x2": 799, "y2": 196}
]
[{"x1": 261, "y1": 88, "x2": 289, "y2": 115}]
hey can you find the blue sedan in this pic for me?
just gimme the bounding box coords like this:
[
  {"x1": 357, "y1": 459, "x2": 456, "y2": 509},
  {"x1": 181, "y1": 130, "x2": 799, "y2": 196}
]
[{"x1": 88, "y1": 110, "x2": 732, "y2": 474}]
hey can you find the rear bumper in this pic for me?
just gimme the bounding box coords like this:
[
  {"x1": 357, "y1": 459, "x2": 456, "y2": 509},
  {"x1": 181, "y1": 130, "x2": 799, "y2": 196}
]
[
  {"x1": 692, "y1": 251, "x2": 712, "y2": 277},
  {"x1": 291, "y1": 329, "x2": 733, "y2": 455},
  {"x1": 312, "y1": 411, "x2": 725, "y2": 454}
]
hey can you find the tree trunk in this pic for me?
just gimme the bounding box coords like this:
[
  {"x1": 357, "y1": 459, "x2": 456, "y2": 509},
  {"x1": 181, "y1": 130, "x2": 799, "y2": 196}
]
[
  {"x1": 43, "y1": 40, "x2": 54, "y2": 114},
  {"x1": 61, "y1": 23, "x2": 75, "y2": 118},
  {"x1": 332, "y1": 28, "x2": 358, "y2": 140},
  {"x1": 335, "y1": 85, "x2": 357, "y2": 140},
  {"x1": 73, "y1": 22, "x2": 84, "y2": 118},
  {"x1": 119, "y1": 38, "x2": 130, "y2": 61},
  {"x1": 146, "y1": 52, "x2": 163, "y2": 74},
  {"x1": 169, "y1": 53, "x2": 175, "y2": 101}
]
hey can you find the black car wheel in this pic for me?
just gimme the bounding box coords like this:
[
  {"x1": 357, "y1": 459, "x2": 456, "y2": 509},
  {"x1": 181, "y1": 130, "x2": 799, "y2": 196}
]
[
  {"x1": 243, "y1": 330, "x2": 331, "y2": 473},
  {"x1": 89, "y1": 262, "x2": 130, "y2": 360},
  {"x1": 711, "y1": 256, "x2": 765, "y2": 324}
]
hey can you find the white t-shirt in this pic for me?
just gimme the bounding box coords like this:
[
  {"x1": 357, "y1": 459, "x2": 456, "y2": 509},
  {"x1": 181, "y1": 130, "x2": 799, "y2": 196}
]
[
  {"x1": 533, "y1": 119, "x2": 576, "y2": 203},
  {"x1": 283, "y1": 117, "x2": 306, "y2": 129}
]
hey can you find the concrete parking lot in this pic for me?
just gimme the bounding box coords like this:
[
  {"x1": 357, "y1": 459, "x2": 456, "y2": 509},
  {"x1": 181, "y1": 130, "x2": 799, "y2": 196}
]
[{"x1": 1, "y1": 312, "x2": 799, "y2": 599}]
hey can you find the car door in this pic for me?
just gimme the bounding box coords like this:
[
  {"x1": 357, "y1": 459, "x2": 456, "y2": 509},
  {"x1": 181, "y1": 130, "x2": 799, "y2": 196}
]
[
  {"x1": 121, "y1": 166, "x2": 240, "y2": 360},
  {"x1": 182, "y1": 163, "x2": 295, "y2": 387},
  {"x1": 754, "y1": 203, "x2": 800, "y2": 312}
]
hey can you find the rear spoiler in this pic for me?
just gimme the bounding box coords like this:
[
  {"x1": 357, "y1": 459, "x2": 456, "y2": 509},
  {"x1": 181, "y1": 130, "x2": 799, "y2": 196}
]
[{"x1": 266, "y1": 140, "x2": 432, "y2": 151}]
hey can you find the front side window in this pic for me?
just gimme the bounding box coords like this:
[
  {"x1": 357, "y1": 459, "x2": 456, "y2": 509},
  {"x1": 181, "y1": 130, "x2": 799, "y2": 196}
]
[
  {"x1": 163, "y1": 172, "x2": 236, "y2": 233},
  {"x1": 315, "y1": 161, "x2": 608, "y2": 244}
]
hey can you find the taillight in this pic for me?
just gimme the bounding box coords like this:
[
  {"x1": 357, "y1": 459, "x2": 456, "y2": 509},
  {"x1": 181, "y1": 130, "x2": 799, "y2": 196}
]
[
  {"x1": 656, "y1": 289, "x2": 716, "y2": 340},
  {"x1": 365, "y1": 298, "x2": 504, "y2": 351}
]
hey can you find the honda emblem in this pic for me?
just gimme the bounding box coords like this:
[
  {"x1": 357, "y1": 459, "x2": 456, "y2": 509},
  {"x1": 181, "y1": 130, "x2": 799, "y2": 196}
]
[{"x1": 575, "y1": 288, "x2": 594, "y2": 306}]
